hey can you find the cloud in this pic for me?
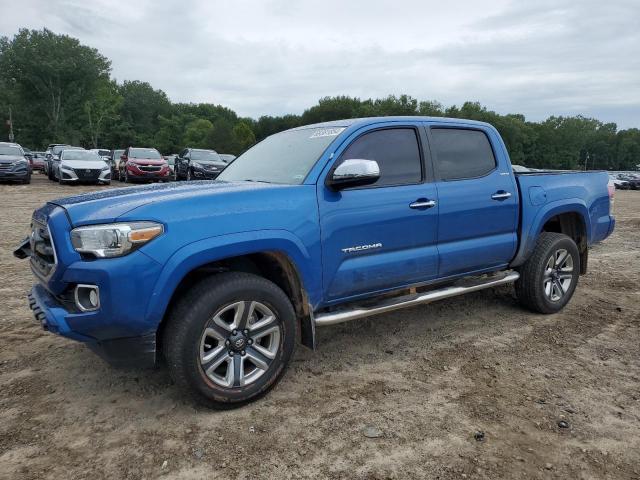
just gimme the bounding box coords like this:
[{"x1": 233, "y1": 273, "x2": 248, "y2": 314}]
[{"x1": 1, "y1": 0, "x2": 638, "y2": 128}]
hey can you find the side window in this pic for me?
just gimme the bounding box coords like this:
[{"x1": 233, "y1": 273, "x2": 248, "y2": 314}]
[
  {"x1": 340, "y1": 128, "x2": 422, "y2": 187},
  {"x1": 431, "y1": 128, "x2": 496, "y2": 181}
]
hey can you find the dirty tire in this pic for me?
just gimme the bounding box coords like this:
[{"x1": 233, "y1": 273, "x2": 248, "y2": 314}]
[
  {"x1": 163, "y1": 272, "x2": 297, "y2": 409},
  {"x1": 516, "y1": 232, "x2": 580, "y2": 314}
]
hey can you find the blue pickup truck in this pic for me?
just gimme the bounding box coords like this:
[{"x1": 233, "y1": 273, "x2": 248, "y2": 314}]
[{"x1": 14, "y1": 117, "x2": 615, "y2": 407}]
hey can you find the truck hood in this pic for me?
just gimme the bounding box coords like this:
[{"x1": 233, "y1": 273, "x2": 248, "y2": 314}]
[{"x1": 48, "y1": 180, "x2": 281, "y2": 225}]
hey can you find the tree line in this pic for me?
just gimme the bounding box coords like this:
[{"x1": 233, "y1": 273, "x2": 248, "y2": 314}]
[{"x1": 1, "y1": 28, "x2": 638, "y2": 171}]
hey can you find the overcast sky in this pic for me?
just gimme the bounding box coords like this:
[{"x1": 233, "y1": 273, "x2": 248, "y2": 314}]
[{"x1": 1, "y1": 0, "x2": 638, "y2": 128}]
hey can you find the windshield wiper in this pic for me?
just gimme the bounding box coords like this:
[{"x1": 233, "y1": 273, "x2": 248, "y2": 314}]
[{"x1": 242, "y1": 179, "x2": 272, "y2": 184}]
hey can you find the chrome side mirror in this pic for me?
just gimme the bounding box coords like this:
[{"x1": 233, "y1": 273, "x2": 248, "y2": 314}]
[{"x1": 327, "y1": 159, "x2": 380, "y2": 190}]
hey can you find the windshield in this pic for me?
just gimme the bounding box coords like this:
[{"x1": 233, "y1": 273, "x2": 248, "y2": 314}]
[
  {"x1": 61, "y1": 150, "x2": 102, "y2": 161},
  {"x1": 130, "y1": 148, "x2": 161, "y2": 159},
  {"x1": 219, "y1": 154, "x2": 236, "y2": 163},
  {"x1": 0, "y1": 146, "x2": 23, "y2": 156},
  {"x1": 191, "y1": 150, "x2": 221, "y2": 162},
  {"x1": 217, "y1": 127, "x2": 344, "y2": 184}
]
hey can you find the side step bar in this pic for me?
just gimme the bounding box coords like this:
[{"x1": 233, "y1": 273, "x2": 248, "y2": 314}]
[{"x1": 314, "y1": 271, "x2": 520, "y2": 327}]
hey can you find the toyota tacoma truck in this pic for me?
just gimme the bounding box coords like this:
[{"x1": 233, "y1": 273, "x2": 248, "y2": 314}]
[{"x1": 13, "y1": 117, "x2": 615, "y2": 408}]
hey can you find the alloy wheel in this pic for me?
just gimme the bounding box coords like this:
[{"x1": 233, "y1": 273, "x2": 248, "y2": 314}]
[
  {"x1": 199, "y1": 301, "x2": 281, "y2": 388},
  {"x1": 543, "y1": 248, "x2": 574, "y2": 302}
]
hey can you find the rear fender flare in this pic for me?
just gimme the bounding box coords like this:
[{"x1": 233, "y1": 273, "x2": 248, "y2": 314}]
[{"x1": 511, "y1": 199, "x2": 591, "y2": 267}]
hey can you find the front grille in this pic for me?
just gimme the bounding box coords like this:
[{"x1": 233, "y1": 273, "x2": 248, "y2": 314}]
[
  {"x1": 204, "y1": 165, "x2": 219, "y2": 171},
  {"x1": 139, "y1": 165, "x2": 161, "y2": 172},
  {"x1": 0, "y1": 163, "x2": 11, "y2": 170},
  {"x1": 30, "y1": 219, "x2": 57, "y2": 279},
  {"x1": 73, "y1": 168, "x2": 101, "y2": 180}
]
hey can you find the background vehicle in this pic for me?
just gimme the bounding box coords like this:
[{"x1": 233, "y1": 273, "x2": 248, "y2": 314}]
[
  {"x1": 15, "y1": 117, "x2": 615, "y2": 409},
  {"x1": 46, "y1": 145, "x2": 84, "y2": 181},
  {"x1": 164, "y1": 154, "x2": 177, "y2": 180},
  {"x1": 44, "y1": 144, "x2": 70, "y2": 179},
  {"x1": 609, "y1": 174, "x2": 630, "y2": 190},
  {"x1": 175, "y1": 148, "x2": 227, "y2": 180},
  {"x1": 53, "y1": 149, "x2": 111, "y2": 185},
  {"x1": 219, "y1": 154, "x2": 237, "y2": 164},
  {"x1": 109, "y1": 149, "x2": 125, "y2": 181},
  {"x1": 0, "y1": 142, "x2": 31, "y2": 184},
  {"x1": 616, "y1": 173, "x2": 640, "y2": 189},
  {"x1": 30, "y1": 152, "x2": 47, "y2": 172},
  {"x1": 89, "y1": 149, "x2": 112, "y2": 163},
  {"x1": 119, "y1": 147, "x2": 170, "y2": 183}
]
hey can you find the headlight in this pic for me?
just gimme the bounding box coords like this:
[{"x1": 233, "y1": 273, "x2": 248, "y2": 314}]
[
  {"x1": 101, "y1": 164, "x2": 110, "y2": 171},
  {"x1": 192, "y1": 162, "x2": 203, "y2": 169},
  {"x1": 70, "y1": 222, "x2": 164, "y2": 258},
  {"x1": 13, "y1": 159, "x2": 28, "y2": 166}
]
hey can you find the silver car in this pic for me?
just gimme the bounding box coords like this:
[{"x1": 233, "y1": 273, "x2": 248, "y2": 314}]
[{"x1": 54, "y1": 149, "x2": 111, "y2": 185}]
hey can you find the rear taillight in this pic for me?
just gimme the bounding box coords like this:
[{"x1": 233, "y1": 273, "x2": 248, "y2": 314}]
[{"x1": 608, "y1": 183, "x2": 615, "y2": 213}]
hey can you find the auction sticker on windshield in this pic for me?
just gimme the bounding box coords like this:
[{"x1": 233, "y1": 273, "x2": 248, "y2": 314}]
[{"x1": 310, "y1": 127, "x2": 345, "y2": 138}]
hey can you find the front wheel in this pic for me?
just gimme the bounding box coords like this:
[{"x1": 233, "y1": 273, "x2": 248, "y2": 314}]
[
  {"x1": 163, "y1": 272, "x2": 297, "y2": 408},
  {"x1": 516, "y1": 232, "x2": 580, "y2": 314}
]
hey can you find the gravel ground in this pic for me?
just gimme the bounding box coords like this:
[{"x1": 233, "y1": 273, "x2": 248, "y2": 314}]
[{"x1": 0, "y1": 174, "x2": 639, "y2": 480}]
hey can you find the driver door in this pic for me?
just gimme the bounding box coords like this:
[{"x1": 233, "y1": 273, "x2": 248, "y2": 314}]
[{"x1": 318, "y1": 124, "x2": 440, "y2": 303}]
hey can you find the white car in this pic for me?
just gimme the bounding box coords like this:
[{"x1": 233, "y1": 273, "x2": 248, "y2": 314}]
[
  {"x1": 55, "y1": 149, "x2": 111, "y2": 185},
  {"x1": 89, "y1": 148, "x2": 112, "y2": 163}
]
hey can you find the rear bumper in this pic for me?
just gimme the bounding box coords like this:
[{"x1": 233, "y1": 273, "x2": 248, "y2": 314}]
[{"x1": 27, "y1": 284, "x2": 156, "y2": 368}]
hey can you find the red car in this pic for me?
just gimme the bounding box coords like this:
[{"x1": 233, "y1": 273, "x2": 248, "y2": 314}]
[
  {"x1": 30, "y1": 152, "x2": 47, "y2": 172},
  {"x1": 119, "y1": 147, "x2": 171, "y2": 183}
]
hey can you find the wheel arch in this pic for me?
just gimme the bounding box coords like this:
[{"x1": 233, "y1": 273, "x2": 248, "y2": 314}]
[
  {"x1": 511, "y1": 200, "x2": 591, "y2": 272},
  {"x1": 149, "y1": 232, "x2": 319, "y2": 351}
]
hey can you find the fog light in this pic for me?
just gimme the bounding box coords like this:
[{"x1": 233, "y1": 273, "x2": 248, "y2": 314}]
[{"x1": 75, "y1": 284, "x2": 100, "y2": 311}]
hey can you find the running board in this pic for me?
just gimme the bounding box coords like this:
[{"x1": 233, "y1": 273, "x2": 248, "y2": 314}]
[{"x1": 314, "y1": 271, "x2": 520, "y2": 327}]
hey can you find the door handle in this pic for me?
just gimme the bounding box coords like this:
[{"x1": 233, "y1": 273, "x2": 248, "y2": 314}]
[
  {"x1": 491, "y1": 191, "x2": 512, "y2": 201},
  {"x1": 410, "y1": 199, "x2": 436, "y2": 209}
]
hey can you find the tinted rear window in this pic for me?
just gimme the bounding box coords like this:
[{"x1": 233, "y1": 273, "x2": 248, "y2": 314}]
[{"x1": 431, "y1": 128, "x2": 496, "y2": 181}]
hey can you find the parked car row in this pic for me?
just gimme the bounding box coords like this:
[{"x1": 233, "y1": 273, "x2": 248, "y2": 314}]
[
  {"x1": 609, "y1": 172, "x2": 640, "y2": 189},
  {"x1": 39, "y1": 145, "x2": 236, "y2": 185}
]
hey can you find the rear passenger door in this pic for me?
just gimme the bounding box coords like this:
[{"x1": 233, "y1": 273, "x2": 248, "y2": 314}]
[
  {"x1": 319, "y1": 123, "x2": 440, "y2": 303},
  {"x1": 427, "y1": 124, "x2": 518, "y2": 277}
]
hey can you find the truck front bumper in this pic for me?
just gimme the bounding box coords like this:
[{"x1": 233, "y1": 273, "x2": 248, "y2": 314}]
[{"x1": 27, "y1": 283, "x2": 156, "y2": 368}]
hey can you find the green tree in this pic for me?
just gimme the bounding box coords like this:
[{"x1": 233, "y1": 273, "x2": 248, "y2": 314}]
[
  {"x1": 232, "y1": 121, "x2": 256, "y2": 153},
  {"x1": 183, "y1": 118, "x2": 214, "y2": 148},
  {"x1": 0, "y1": 28, "x2": 111, "y2": 144},
  {"x1": 83, "y1": 79, "x2": 122, "y2": 148}
]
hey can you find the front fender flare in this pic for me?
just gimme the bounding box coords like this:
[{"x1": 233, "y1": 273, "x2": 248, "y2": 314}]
[{"x1": 144, "y1": 230, "x2": 319, "y2": 329}]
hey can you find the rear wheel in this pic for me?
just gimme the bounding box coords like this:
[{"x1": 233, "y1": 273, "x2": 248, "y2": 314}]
[
  {"x1": 163, "y1": 272, "x2": 297, "y2": 408},
  {"x1": 516, "y1": 232, "x2": 580, "y2": 314}
]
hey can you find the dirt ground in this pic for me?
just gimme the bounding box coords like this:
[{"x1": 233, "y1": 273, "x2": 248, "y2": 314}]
[{"x1": 0, "y1": 174, "x2": 638, "y2": 480}]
